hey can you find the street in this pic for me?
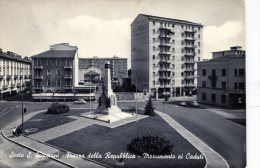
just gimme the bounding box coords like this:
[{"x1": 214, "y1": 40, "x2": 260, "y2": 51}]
[{"x1": 155, "y1": 102, "x2": 246, "y2": 168}]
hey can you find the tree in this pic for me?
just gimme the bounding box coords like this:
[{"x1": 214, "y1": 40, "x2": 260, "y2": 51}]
[{"x1": 144, "y1": 97, "x2": 155, "y2": 116}]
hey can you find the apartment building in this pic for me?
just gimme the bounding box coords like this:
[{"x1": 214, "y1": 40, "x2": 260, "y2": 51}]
[
  {"x1": 0, "y1": 49, "x2": 31, "y2": 99},
  {"x1": 79, "y1": 55, "x2": 127, "y2": 82},
  {"x1": 31, "y1": 43, "x2": 96, "y2": 101},
  {"x1": 197, "y1": 46, "x2": 245, "y2": 107},
  {"x1": 131, "y1": 14, "x2": 203, "y2": 98}
]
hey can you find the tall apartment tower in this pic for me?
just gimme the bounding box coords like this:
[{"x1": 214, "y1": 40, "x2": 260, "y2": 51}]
[{"x1": 131, "y1": 14, "x2": 203, "y2": 98}]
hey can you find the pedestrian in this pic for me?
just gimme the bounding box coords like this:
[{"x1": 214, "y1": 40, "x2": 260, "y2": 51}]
[{"x1": 12, "y1": 127, "x2": 17, "y2": 136}]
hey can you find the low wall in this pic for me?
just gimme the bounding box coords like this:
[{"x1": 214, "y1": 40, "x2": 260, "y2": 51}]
[{"x1": 115, "y1": 92, "x2": 149, "y2": 101}]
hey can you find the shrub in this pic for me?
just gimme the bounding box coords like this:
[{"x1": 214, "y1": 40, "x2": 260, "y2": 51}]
[
  {"x1": 46, "y1": 102, "x2": 70, "y2": 114},
  {"x1": 144, "y1": 97, "x2": 155, "y2": 116},
  {"x1": 127, "y1": 134, "x2": 173, "y2": 156}
]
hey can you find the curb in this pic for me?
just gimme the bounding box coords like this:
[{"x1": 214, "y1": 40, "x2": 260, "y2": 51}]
[{"x1": 1, "y1": 130, "x2": 75, "y2": 168}]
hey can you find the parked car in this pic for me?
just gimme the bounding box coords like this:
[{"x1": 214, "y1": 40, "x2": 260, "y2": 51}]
[
  {"x1": 180, "y1": 101, "x2": 187, "y2": 106},
  {"x1": 190, "y1": 101, "x2": 199, "y2": 107},
  {"x1": 74, "y1": 99, "x2": 87, "y2": 104}
]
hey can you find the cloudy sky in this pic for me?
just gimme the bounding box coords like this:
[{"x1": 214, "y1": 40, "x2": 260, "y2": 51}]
[{"x1": 0, "y1": 0, "x2": 245, "y2": 68}]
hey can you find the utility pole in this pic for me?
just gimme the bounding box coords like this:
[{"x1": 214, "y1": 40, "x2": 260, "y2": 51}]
[
  {"x1": 135, "y1": 78, "x2": 138, "y2": 121},
  {"x1": 90, "y1": 73, "x2": 92, "y2": 112},
  {"x1": 21, "y1": 90, "x2": 24, "y2": 130}
]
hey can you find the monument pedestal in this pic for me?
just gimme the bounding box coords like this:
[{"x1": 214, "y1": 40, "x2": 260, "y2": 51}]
[{"x1": 81, "y1": 61, "x2": 136, "y2": 123}]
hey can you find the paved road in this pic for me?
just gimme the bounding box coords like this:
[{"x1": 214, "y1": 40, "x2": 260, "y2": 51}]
[
  {"x1": 0, "y1": 101, "x2": 68, "y2": 168},
  {"x1": 155, "y1": 102, "x2": 246, "y2": 168}
]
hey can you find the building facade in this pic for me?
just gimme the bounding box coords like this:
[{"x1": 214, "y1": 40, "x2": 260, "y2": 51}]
[
  {"x1": 131, "y1": 14, "x2": 203, "y2": 98},
  {"x1": 0, "y1": 49, "x2": 31, "y2": 99},
  {"x1": 31, "y1": 43, "x2": 78, "y2": 94},
  {"x1": 79, "y1": 56, "x2": 127, "y2": 81},
  {"x1": 197, "y1": 46, "x2": 245, "y2": 107}
]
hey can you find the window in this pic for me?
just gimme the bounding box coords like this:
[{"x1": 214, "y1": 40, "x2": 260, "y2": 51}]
[
  {"x1": 153, "y1": 46, "x2": 156, "y2": 51},
  {"x1": 172, "y1": 24, "x2": 175, "y2": 28},
  {"x1": 198, "y1": 57, "x2": 201, "y2": 61},
  {"x1": 221, "y1": 95, "x2": 226, "y2": 103},
  {"x1": 172, "y1": 56, "x2": 175, "y2": 60},
  {"x1": 56, "y1": 59, "x2": 61, "y2": 66},
  {"x1": 56, "y1": 69, "x2": 61, "y2": 76},
  {"x1": 56, "y1": 79, "x2": 61, "y2": 86},
  {"x1": 47, "y1": 80, "x2": 51, "y2": 86},
  {"x1": 47, "y1": 59, "x2": 51, "y2": 66},
  {"x1": 172, "y1": 40, "x2": 175, "y2": 44},
  {"x1": 47, "y1": 69, "x2": 51, "y2": 76},
  {"x1": 222, "y1": 69, "x2": 226, "y2": 76},
  {"x1": 153, "y1": 81, "x2": 155, "y2": 85},
  {"x1": 211, "y1": 94, "x2": 216, "y2": 102},
  {"x1": 172, "y1": 48, "x2": 175, "y2": 52},
  {"x1": 222, "y1": 81, "x2": 226, "y2": 90},
  {"x1": 181, "y1": 25, "x2": 184, "y2": 29},
  {"x1": 239, "y1": 69, "x2": 245, "y2": 76},
  {"x1": 153, "y1": 38, "x2": 156, "y2": 43},
  {"x1": 153, "y1": 72, "x2": 155, "y2": 77},
  {"x1": 153, "y1": 21, "x2": 155, "y2": 26},
  {"x1": 202, "y1": 81, "x2": 206, "y2": 88},
  {"x1": 202, "y1": 93, "x2": 206, "y2": 101},
  {"x1": 66, "y1": 59, "x2": 70, "y2": 66},
  {"x1": 172, "y1": 64, "x2": 175, "y2": 69},
  {"x1": 153, "y1": 64, "x2": 156, "y2": 69},
  {"x1": 152, "y1": 55, "x2": 155, "y2": 59},
  {"x1": 172, "y1": 72, "x2": 175, "y2": 76},
  {"x1": 181, "y1": 33, "x2": 184, "y2": 37},
  {"x1": 153, "y1": 29, "x2": 155, "y2": 34},
  {"x1": 239, "y1": 82, "x2": 245, "y2": 90},
  {"x1": 202, "y1": 69, "x2": 206, "y2": 76},
  {"x1": 198, "y1": 42, "x2": 200, "y2": 46},
  {"x1": 37, "y1": 59, "x2": 41, "y2": 66},
  {"x1": 234, "y1": 69, "x2": 237, "y2": 76},
  {"x1": 234, "y1": 82, "x2": 237, "y2": 89}
]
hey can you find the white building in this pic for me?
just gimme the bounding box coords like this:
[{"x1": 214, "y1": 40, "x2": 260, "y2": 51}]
[{"x1": 131, "y1": 14, "x2": 203, "y2": 98}]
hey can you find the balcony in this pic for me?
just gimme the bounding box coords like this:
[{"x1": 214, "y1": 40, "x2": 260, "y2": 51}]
[
  {"x1": 185, "y1": 75, "x2": 195, "y2": 79},
  {"x1": 159, "y1": 68, "x2": 171, "y2": 72},
  {"x1": 159, "y1": 76, "x2": 171, "y2": 81},
  {"x1": 11, "y1": 83, "x2": 15, "y2": 89},
  {"x1": 184, "y1": 44, "x2": 195, "y2": 49},
  {"x1": 185, "y1": 83, "x2": 195, "y2": 87},
  {"x1": 0, "y1": 75, "x2": 3, "y2": 79},
  {"x1": 184, "y1": 29, "x2": 196, "y2": 33},
  {"x1": 17, "y1": 83, "x2": 21, "y2": 88},
  {"x1": 25, "y1": 81, "x2": 32, "y2": 86},
  {"x1": 184, "y1": 36, "x2": 195, "y2": 41},
  {"x1": 20, "y1": 75, "x2": 23, "y2": 79},
  {"x1": 64, "y1": 75, "x2": 73, "y2": 80},
  {"x1": 35, "y1": 65, "x2": 43, "y2": 70},
  {"x1": 35, "y1": 75, "x2": 43, "y2": 80},
  {"x1": 159, "y1": 34, "x2": 171, "y2": 39},
  {"x1": 14, "y1": 75, "x2": 18, "y2": 79},
  {"x1": 3, "y1": 85, "x2": 9, "y2": 90},
  {"x1": 184, "y1": 52, "x2": 195, "y2": 57},
  {"x1": 159, "y1": 26, "x2": 171, "y2": 31},
  {"x1": 159, "y1": 59, "x2": 171, "y2": 65},
  {"x1": 159, "y1": 50, "x2": 170, "y2": 55},
  {"x1": 184, "y1": 60, "x2": 195, "y2": 64},
  {"x1": 185, "y1": 68, "x2": 195, "y2": 72},
  {"x1": 64, "y1": 65, "x2": 73, "y2": 69},
  {"x1": 159, "y1": 43, "x2": 171, "y2": 48},
  {"x1": 63, "y1": 85, "x2": 73, "y2": 90},
  {"x1": 6, "y1": 75, "x2": 12, "y2": 80}
]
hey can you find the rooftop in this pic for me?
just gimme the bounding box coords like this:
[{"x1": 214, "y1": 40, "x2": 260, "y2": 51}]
[
  {"x1": 131, "y1": 14, "x2": 203, "y2": 26},
  {"x1": 31, "y1": 50, "x2": 77, "y2": 59},
  {"x1": 0, "y1": 49, "x2": 31, "y2": 63}
]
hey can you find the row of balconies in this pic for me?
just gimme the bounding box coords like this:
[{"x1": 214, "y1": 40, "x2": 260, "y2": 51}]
[
  {"x1": 33, "y1": 85, "x2": 73, "y2": 90},
  {"x1": 34, "y1": 65, "x2": 72, "y2": 70},
  {"x1": 0, "y1": 82, "x2": 28, "y2": 90},
  {"x1": 34, "y1": 75, "x2": 73, "y2": 80},
  {"x1": 0, "y1": 75, "x2": 31, "y2": 80}
]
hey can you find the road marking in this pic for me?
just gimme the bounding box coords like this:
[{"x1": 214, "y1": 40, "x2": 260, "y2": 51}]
[
  {"x1": 0, "y1": 108, "x2": 9, "y2": 115},
  {"x1": 0, "y1": 107, "x2": 17, "y2": 118}
]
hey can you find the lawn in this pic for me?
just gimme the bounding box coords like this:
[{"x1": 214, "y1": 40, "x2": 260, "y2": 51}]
[{"x1": 46, "y1": 112, "x2": 206, "y2": 168}]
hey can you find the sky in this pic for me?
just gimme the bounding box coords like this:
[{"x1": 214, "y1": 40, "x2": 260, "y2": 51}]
[{"x1": 0, "y1": 0, "x2": 245, "y2": 68}]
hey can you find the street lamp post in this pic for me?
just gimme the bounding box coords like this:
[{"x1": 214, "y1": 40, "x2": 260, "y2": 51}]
[
  {"x1": 135, "y1": 78, "x2": 138, "y2": 121},
  {"x1": 90, "y1": 73, "x2": 92, "y2": 112},
  {"x1": 21, "y1": 90, "x2": 24, "y2": 130}
]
